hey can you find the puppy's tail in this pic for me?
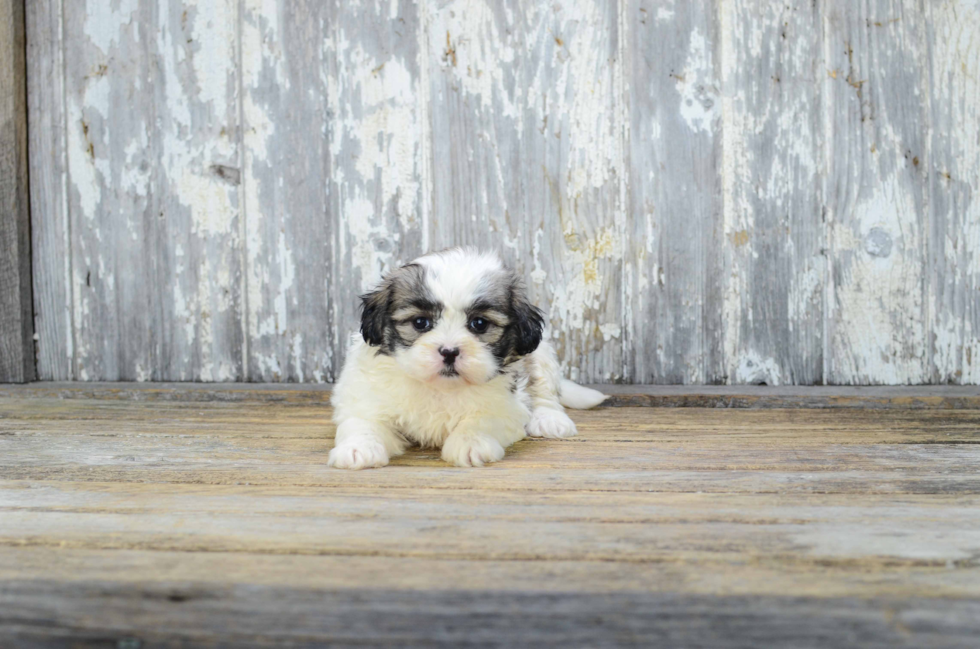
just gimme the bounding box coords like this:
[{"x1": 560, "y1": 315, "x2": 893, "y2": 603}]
[{"x1": 558, "y1": 380, "x2": 608, "y2": 410}]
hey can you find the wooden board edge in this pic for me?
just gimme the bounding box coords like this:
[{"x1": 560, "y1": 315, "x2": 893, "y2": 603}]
[
  {"x1": 1, "y1": 383, "x2": 979, "y2": 409},
  {"x1": 0, "y1": 0, "x2": 35, "y2": 384}
]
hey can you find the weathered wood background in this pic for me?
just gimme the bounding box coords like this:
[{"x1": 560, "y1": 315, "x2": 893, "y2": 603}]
[
  {"x1": 1, "y1": 0, "x2": 33, "y2": 384},
  {"x1": 25, "y1": 0, "x2": 980, "y2": 385}
]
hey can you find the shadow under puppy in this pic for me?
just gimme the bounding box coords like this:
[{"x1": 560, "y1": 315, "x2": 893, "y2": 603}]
[{"x1": 329, "y1": 248, "x2": 608, "y2": 469}]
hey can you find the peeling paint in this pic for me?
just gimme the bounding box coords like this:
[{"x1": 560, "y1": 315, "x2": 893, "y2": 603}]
[
  {"x1": 599, "y1": 323, "x2": 622, "y2": 341},
  {"x1": 734, "y1": 351, "x2": 782, "y2": 386},
  {"x1": 336, "y1": 48, "x2": 420, "y2": 249},
  {"x1": 83, "y1": 0, "x2": 138, "y2": 56},
  {"x1": 66, "y1": 112, "x2": 101, "y2": 221},
  {"x1": 34, "y1": 1, "x2": 980, "y2": 386},
  {"x1": 549, "y1": 227, "x2": 621, "y2": 331},
  {"x1": 433, "y1": 0, "x2": 518, "y2": 119},
  {"x1": 930, "y1": 0, "x2": 980, "y2": 383},
  {"x1": 181, "y1": 169, "x2": 237, "y2": 236},
  {"x1": 833, "y1": 175, "x2": 926, "y2": 383},
  {"x1": 677, "y1": 28, "x2": 719, "y2": 134}
]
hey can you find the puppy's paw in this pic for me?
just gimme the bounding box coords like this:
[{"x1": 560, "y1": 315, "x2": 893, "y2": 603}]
[
  {"x1": 441, "y1": 434, "x2": 505, "y2": 468},
  {"x1": 526, "y1": 407, "x2": 578, "y2": 439},
  {"x1": 328, "y1": 439, "x2": 389, "y2": 470}
]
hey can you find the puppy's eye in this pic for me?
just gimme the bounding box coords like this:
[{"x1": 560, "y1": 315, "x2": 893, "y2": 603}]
[
  {"x1": 468, "y1": 317, "x2": 489, "y2": 334},
  {"x1": 412, "y1": 317, "x2": 431, "y2": 331}
]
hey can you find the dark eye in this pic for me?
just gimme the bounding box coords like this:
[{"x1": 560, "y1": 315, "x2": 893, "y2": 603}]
[
  {"x1": 412, "y1": 317, "x2": 431, "y2": 331},
  {"x1": 468, "y1": 317, "x2": 489, "y2": 334}
]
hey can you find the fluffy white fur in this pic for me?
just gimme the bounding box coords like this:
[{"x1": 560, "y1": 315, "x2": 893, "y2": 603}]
[{"x1": 328, "y1": 249, "x2": 607, "y2": 469}]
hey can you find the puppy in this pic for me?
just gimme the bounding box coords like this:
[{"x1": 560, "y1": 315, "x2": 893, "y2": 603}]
[{"x1": 328, "y1": 248, "x2": 608, "y2": 469}]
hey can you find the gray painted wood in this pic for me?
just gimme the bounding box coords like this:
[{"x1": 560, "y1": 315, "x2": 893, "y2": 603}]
[
  {"x1": 62, "y1": 1, "x2": 244, "y2": 381},
  {"x1": 240, "y1": 0, "x2": 335, "y2": 382},
  {"x1": 24, "y1": 0, "x2": 980, "y2": 385},
  {"x1": 240, "y1": 0, "x2": 427, "y2": 383},
  {"x1": 426, "y1": 0, "x2": 524, "y2": 253},
  {"x1": 25, "y1": 0, "x2": 70, "y2": 381},
  {"x1": 927, "y1": 2, "x2": 980, "y2": 384},
  {"x1": 626, "y1": 0, "x2": 725, "y2": 384},
  {"x1": 720, "y1": 0, "x2": 824, "y2": 386},
  {"x1": 824, "y1": 0, "x2": 930, "y2": 385},
  {"x1": 0, "y1": 0, "x2": 34, "y2": 383},
  {"x1": 427, "y1": 0, "x2": 625, "y2": 382},
  {"x1": 331, "y1": 0, "x2": 426, "y2": 379},
  {"x1": 520, "y1": 0, "x2": 626, "y2": 384}
]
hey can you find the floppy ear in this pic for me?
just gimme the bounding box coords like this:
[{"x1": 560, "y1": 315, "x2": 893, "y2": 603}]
[
  {"x1": 510, "y1": 277, "x2": 544, "y2": 356},
  {"x1": 359, "y1": 282, "x2": 391, "y2": 346}
]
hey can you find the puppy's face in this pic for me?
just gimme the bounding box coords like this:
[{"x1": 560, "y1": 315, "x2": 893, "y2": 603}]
[{"x1": 359, "y1": 250, "x2": 544, "y2": 385}]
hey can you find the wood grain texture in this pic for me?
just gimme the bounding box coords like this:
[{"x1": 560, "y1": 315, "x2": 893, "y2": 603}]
[
  {"x1": 426, "y1": 0, "x2": 523, "y2": 252},
  {"x1": 721, "y1": 0, "x2": 824, "y2": 385},
  {"x1": 518, "y1": 0, "x2": 626, "y2": 383},
  {"x1": 427, "y1": 0, "x2": 625, "y2": 382},
  {"x1": 5, "y1": 482, "x2": 980, "y2": 562},
  {"x1": 626, "y1": 0, "x2": 724, "y2": 384},
  {"x1": 3, "y1": 381, "x2": 980, "y2": 409},
  {"x1": 0, "y1": 394, "x2": 979, "y2": 645},
  {"x1": 239, "y1": 0, "x2": 427, "y2": 383},
  {"x1": 330, "y1": 0, "x2": 426, "y2": 378},
  {"x1": 824, "y1": 0, "x2": 930, "y2": 384},
  {"x1": 24, "y1": 1, "x2": 980, "y2": 385},
  {"x1": 61, "y1": 1, "x2": 244, "y2": 381},
  {"x1": 25, "y1": 0, "x2": 69, "y2": 381},
  {"x1": 0, "y1": 546, "x2": 976, "y2": 599},
  {"x1": 241, "y1": 0, "x2": 335, "y2": 382},
  {"x1": 0, "y1": 0, "x2": 34, "y2": 383},
  {"x1": 927, "y1": 1, "x2": 980, "y2": 384},
  {"x1": 4, "y1": 578, "x2": 977, "y2": 648}
]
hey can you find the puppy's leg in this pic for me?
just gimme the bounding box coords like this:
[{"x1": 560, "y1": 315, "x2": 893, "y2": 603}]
[
  {"x1": 526, "y1": 399, "x2": 577, "y2": 439},
  {"x1": 328, "y1": 418, "x2": 406, "y2": 470},
  {"x1": 442, "y1": 418, "x2": 521, "y2": 468},
  {"x1": 524, "y1": 341, "x2": 578, "y2": 439}
]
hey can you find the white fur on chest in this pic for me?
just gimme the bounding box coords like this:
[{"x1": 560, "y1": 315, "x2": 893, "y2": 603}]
[{"x1": 332, "y1": 335, "x2": 531, "y2": 448}]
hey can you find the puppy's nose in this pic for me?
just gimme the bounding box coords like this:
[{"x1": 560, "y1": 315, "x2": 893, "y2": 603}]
[{"x1": 439, "y1": 347, "x2": 460, "y2": 365}]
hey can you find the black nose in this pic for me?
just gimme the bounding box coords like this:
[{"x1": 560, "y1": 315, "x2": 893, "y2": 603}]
[{"x1": 439, "y1": 347, "x2": 460, "y2": 364}]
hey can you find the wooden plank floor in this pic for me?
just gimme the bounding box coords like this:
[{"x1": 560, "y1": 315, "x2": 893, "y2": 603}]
[{"x1": 1, "y1": 390, "x2": 979, "y2": 647}]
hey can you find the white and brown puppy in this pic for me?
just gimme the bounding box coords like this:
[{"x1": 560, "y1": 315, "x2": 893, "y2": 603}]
[{"x1": 328, "y1": 248, "x2": 607, "y2": 469}]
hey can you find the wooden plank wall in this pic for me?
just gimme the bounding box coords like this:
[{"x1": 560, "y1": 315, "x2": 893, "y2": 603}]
[
  {"x1": 24, "y1": 0, "x2": 980, "y2": 385},
  {"x1": 0, "y1": 0, "x2": 34, "y2": 383}
]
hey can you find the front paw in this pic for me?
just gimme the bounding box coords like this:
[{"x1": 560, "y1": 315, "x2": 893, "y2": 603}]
[
  {"x1": 328, "y1": 439, "x2": 389, "y2": 470},
  {"x1": 526, "y1": 407, "x2": 578, "y2": 439},
  {"x1": 441, "y1": 434, "x2": 505, "y2": 468}
]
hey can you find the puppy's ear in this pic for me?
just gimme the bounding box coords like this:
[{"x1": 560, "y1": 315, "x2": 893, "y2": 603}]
[
  {"x1": 510, "y1": 276, "x2": 544, "y2": 356},
  {"x1": 360, "y1": 283, "x2": 390, "y2": 346}
]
